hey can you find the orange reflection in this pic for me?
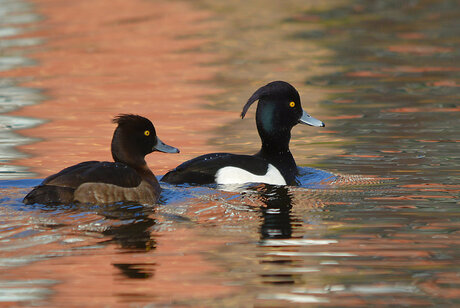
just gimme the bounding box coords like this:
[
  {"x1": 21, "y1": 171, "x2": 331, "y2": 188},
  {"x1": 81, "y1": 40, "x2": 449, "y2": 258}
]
[
  {"x1": 4, "y1": 0, "x2": 233, "y2": 177},
  {"x1": 345, "y1": 71, "x2": 389, "y2": 78},
  {"x1": 388, "y1": 45, "x2": 454, "y2": 55},
  {"x1": 430, "y1": 80, "x2": 460, "y2": 87},
  {"x1": 382, "y1": 66, "x2": 460, "y2": 73},
  {"x1": 386, "y1": 107, "x2": 460, "y2": 113},
  {"x1": 338, "y1": 154, "x2": 383, "y2": 158},
  {"x1": 2, "y1": 226, "x2": 238, "y2": 306}
]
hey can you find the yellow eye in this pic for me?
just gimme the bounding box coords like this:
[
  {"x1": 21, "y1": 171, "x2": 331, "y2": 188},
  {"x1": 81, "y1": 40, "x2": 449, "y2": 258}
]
[
  {"x1": 144, "y1": 130, "x2": 150, "y2": 136},
  {"x1": 289, "y1": 101, "x2": 295, "y2": 108}
]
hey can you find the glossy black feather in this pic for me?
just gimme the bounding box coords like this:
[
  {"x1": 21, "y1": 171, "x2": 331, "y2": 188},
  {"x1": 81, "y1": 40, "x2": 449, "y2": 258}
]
[{"x1": 162, "y1": 153, "x2": 270, "y2": 185}]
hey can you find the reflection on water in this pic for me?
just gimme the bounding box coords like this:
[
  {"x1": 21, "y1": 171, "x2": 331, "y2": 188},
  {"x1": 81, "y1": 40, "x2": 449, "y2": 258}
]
[
  {"x1": 299, "y1": 0, "x2": 460, "y2": 188},
  {"x1": 259, "y1": 186, "x2": 294, "y2": 239},
  {"x1": 1, "y1": 0, "x2": 459, "y2": 306},
  {"x1": 0, "y1": 114, "x2": 43, "y2": 178},
  {"x1": 0, "y1": 0, "x2": 43, "y2": 178}
]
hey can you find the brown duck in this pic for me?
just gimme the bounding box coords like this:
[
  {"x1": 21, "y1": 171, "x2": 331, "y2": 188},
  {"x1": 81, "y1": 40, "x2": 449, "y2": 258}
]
[{"x1": 23, "y1": 114, "x2": 179, "y2": 205}]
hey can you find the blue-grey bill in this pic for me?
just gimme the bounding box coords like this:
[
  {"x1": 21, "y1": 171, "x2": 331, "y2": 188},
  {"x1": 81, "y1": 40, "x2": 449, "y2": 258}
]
[
  {"x1": 299, "y1": 110, "x2": 325, "y2": 127},
  {"x1": 154, "y1": 138, "x2": 180, "y2": 153}
]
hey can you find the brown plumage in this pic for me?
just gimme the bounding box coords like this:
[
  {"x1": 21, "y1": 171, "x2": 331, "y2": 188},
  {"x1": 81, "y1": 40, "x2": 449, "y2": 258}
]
[{"x1": 23, "y1": 114, "x2": 179, "y2": 205}]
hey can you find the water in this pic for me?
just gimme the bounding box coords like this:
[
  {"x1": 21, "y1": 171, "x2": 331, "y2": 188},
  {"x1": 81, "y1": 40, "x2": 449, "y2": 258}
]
[{"x1": 1, "y1": 0, "x2": 459, "y2": 306}]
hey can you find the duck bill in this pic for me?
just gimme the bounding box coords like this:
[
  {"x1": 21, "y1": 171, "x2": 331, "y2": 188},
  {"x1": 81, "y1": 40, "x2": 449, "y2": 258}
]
[
  {"x1": 154, "y1": 138, "x2": 180, "y2": 153},
  {"x1": 299, "y1": 110, "x2": 325, "y2": 127}
]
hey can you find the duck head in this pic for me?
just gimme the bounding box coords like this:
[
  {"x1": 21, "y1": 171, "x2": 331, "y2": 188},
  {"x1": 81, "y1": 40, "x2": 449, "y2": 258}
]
[
  {"x1": 241, "y1": 81, "x2": 324, "y2": 151},
  {"x1": 111, "y1": 114, "x2": 179, "y2": 167}
]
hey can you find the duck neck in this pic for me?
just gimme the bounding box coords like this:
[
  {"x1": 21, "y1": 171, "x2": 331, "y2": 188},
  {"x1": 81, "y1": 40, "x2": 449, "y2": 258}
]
[
  {"x1": 256, "y1": 129, "x2": 298, "y2": 185},
  {"x1": 111, "y1": 134, "x2": 160, "y2": 190},
  {"x1": 133, "y1": 164, "x2": 161, "y2": 191},
  {"x1": 115, "y1": 155, "x2": 160, "y2": 191},
  {"x1": 112, "y1": 143, "x2": 145, "y2": 170}
]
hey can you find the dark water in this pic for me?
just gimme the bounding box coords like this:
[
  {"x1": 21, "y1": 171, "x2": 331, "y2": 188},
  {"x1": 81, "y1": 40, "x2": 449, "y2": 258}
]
[{"x1": 1, "y1": 0, "x2": 459, "y2": 306}]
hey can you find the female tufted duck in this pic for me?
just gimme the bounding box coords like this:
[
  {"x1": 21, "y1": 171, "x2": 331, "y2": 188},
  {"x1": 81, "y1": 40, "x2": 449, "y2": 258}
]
[{"x1": 23, "y1": 114, "x2": 179, "y2": 205}]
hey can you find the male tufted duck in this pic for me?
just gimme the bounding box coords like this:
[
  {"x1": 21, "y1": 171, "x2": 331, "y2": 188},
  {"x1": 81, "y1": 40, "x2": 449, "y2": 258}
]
[{"x1": 161, "y1": 81, "x2": 324, "y2": 186}]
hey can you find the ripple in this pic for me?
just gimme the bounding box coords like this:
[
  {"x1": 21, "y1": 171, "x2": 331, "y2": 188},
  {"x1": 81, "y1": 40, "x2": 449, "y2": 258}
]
[
  {"x1": 0, "y1": 27, "x2": 23, "y2": 38},
  {"x1": 0, "y1": 37, "x2": 43, "y2": 48},
  {"x1": 260, "y1": 239, "x2": 338, "y2": 246},
  {"x1": 0, "y1": 234, "x2": 61, "y2": 252},
  {"x1": 264, "y1": 251, "x2": 357, "y2": 257},
  {"x1": 258, "y1": 293, "x2": 328, "y2": 303},
  {"x1": 0, "y1": 57, "x2": 35, "y2": 72},
  {"x1": 0, "y1": 279, "x2": 56, "y2": 302}
]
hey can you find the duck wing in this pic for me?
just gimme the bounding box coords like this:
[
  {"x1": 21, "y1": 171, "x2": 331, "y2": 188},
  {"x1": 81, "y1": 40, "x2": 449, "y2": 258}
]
[
  {"x1": 161, "y1": 153, "x2": 270, "y2": 185},
  {"x1": 42, "y1": 161, "x2": 142, "y2": 188}
]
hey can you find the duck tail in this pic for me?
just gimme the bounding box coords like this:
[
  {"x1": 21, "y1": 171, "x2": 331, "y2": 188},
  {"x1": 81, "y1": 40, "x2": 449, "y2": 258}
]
[{"x1": 23, "y1": 185, "x2": 75, "y2": 205}]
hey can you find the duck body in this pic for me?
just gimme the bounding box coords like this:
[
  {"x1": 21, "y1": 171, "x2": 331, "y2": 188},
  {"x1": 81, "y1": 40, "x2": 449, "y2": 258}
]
[
  {"x1": 162, "y1": 152, "x2": 289, "y2": 185},
  {"x1": 23, "y1": 114, "x2": 179, "y2": 205},
  {"x1": 162, "y1": 81, "x2": 324, "y2": 186},
  {"x1": 23, "y1": 161, "x2": 160, "y2": 205}
]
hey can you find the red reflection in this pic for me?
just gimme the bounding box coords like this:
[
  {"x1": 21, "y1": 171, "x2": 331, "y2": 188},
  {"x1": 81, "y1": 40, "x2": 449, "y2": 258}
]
[{"x1": 4, "y1": 0, "x2": 233, "y2": 178}]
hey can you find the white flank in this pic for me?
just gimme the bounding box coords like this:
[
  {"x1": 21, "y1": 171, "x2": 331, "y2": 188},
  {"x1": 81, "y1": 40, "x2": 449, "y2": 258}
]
[{"x1": 215, "y1": 164, "x2": 286, "y2": 185}]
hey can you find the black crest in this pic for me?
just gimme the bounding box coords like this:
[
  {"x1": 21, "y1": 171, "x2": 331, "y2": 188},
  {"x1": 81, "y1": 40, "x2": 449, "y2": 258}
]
[
  {"x1": 241, "y1": 81, "x2": 299, "y2": 119},
  {"x1": 113, "y1": 114, "x2": 152, "y2": 128}
]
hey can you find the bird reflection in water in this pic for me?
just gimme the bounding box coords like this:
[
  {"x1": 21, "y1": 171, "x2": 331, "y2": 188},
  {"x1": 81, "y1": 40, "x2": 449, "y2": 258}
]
[
  {"x1": 98, "y1": 203, "x2": 157, "y2": 251},
  {"x1": 98, "y1": 202, "x2": 157, "y2": 279},
  {"x1": 254, "y1": 185, "x2": 302, "y2": 285},
  {"x1": 256, "y1": 185, "x2": 295, "y2": 240}
]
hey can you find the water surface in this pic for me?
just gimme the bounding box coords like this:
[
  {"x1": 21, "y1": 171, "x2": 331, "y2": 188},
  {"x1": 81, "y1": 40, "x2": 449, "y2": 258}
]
[{"x1": 0, "y1": 0, "x2": 459, "y2": 306}]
